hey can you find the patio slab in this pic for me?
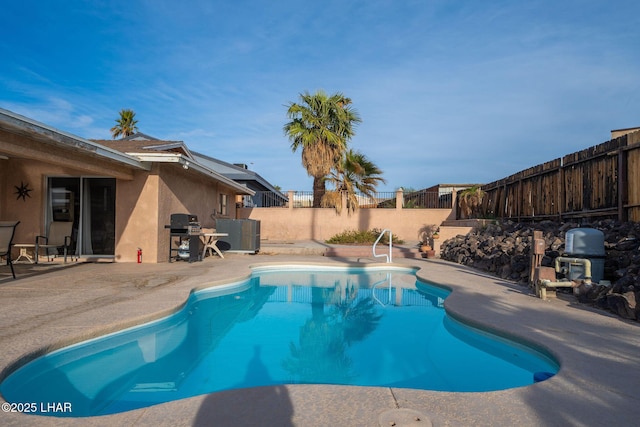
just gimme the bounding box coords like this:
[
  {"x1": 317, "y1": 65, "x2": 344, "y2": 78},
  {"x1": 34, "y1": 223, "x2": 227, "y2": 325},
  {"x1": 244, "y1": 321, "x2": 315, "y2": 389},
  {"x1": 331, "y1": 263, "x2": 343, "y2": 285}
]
[{"x1": 0, "y1": 249, "x2": 639, "y2": 426}]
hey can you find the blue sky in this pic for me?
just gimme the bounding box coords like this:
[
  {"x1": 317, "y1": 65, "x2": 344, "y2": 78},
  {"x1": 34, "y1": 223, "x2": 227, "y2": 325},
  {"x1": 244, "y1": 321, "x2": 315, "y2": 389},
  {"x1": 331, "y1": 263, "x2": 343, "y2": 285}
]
[{"x1": 1, "y1": 0, "x2": 639, "y2": 192}]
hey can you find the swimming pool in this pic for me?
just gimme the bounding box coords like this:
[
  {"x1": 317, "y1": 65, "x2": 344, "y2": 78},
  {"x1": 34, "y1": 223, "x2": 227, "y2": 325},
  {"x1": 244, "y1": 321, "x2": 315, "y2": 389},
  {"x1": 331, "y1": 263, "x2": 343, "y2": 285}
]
[{"x1": 0, "y1": 264, "x2": 558, "y2": 417}]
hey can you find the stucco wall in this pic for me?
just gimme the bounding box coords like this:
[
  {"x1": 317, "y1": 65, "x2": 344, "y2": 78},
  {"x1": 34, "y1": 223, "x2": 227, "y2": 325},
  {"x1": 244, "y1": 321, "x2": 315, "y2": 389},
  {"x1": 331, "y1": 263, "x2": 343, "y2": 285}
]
[
  {"x1": 0, "y1": 158, "x2": 97, "y2": 245},
  {"x1": 115, "y1": 163, "x2": 240, "y2": 263},
  {"x1": 115, "y1": 168, "x2": 159, "y2": 263},
  {"x1": 1, "y1": 128, "x2": 139, "y2": 261},
  {"x1": 237, "y1": 206, "x2": 454, "y2": 243},
  {"x1": 1, "y1": 159, "x2": 42, "y2": 243}
]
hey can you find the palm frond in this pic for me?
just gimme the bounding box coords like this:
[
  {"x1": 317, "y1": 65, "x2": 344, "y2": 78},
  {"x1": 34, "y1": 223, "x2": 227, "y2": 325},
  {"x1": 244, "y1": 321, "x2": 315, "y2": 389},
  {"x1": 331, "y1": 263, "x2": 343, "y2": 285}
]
[{"x1": 324, "y1": 149, "x2": 385, "y2": 214}]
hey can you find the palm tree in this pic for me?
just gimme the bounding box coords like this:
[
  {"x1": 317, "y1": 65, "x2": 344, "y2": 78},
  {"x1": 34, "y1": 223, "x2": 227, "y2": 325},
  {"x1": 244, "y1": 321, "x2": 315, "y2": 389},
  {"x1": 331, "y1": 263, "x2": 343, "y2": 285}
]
[
  {"x1": 110, "y1": 109, "x2": 139, "y2": 139},
  {"x1": 458, "y1": 185, "x2": 485, "y2": 218},
  {"x1": 284, "y1": 90, "x2": 361, "y2": 207},
  {"x1": 322, "y1": 149, "x2": 385, "y2": 213}
]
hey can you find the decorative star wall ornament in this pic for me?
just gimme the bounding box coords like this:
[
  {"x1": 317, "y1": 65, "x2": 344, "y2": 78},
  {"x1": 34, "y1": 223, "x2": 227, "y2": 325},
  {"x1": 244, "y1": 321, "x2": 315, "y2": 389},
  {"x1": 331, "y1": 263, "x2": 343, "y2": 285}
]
[{"x1": 14, "y1": 181, "x2": 33, "y2": 201}]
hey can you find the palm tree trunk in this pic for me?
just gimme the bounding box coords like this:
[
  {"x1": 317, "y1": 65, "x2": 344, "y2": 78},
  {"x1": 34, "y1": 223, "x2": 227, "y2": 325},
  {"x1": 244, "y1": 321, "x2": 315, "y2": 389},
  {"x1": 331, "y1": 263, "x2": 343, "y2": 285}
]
[{"x1": 312, "y1": 176, "x2": 326, "y2": 208}]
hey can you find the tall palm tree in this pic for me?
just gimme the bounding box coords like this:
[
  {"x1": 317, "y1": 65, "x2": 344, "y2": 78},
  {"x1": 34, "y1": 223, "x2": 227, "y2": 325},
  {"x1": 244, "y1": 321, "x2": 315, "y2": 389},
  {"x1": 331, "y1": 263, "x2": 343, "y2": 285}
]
[
  {"x1": 322, "y1": 149, "x2": 385, "y2": 213},
  {"x1": 284, "y1": 90, "x2": 361, "y2": 207},
  {"x1": 110, "y1": 109, "x2": 139, "y2": 139}
]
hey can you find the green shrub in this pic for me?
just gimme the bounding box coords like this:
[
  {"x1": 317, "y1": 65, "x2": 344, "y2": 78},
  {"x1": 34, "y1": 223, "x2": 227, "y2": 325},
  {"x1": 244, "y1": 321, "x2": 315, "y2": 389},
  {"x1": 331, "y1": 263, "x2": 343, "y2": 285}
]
[{"x1": 326, "y1": 228, "x2": 404, "y2": 244}]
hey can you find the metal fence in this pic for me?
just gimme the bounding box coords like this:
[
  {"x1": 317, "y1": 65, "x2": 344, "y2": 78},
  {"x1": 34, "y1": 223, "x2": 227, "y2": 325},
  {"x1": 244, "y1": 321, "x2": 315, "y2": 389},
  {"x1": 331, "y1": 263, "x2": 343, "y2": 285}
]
[
  {"x1": 290, "y1": 191, "x2": 314, "y2": 208},
  {"x1": 241, "y1": 192, "x2": 288, "y2": 208},
  {"x1": 365, "y1": 192, "x2": 396, "y2": 208},
  {"x1": 244, "y1": 190, "x2": 453, "y2": 209},
  {"x1": 403, "y1": 190, "x2": 453, "y2": 209}
]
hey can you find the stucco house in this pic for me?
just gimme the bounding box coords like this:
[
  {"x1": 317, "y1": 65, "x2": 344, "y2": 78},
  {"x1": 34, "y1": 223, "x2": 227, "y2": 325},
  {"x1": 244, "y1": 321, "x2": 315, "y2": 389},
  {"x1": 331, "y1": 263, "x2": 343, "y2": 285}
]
[
  {"x1": 98, "y1": 133, "x2": 288, "y2": 208},
  {"x1": 0, "y1": 108, "x2": 254, "y2": 263}
]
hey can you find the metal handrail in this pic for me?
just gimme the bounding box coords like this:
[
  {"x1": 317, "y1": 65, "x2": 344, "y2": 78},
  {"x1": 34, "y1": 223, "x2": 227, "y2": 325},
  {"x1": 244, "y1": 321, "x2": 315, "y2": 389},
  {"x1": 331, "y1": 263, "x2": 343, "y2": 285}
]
[{"x1": 372, "y1": 228, "x2": 392, "y2": 263}]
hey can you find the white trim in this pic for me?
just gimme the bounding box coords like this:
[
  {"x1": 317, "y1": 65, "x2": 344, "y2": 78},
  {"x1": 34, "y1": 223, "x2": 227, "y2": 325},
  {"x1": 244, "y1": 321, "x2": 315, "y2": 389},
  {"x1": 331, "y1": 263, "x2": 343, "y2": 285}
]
[{"x1": 142, "y1": 142, "x2": 194, "y2": 159}]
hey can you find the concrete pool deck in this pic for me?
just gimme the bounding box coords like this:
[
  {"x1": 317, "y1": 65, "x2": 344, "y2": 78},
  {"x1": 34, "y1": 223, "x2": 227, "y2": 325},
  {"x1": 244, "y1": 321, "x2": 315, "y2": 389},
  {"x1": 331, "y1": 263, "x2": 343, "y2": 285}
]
[{"x1": 0, "y1": 247, "x2": 639, "y2": 426}]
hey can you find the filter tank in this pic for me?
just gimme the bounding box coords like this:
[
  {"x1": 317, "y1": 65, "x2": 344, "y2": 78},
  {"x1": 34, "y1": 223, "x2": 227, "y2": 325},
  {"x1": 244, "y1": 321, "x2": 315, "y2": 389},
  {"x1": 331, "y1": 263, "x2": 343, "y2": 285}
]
[{"x1": 564, "y1": 228, "x2": 605, "y2": 283}]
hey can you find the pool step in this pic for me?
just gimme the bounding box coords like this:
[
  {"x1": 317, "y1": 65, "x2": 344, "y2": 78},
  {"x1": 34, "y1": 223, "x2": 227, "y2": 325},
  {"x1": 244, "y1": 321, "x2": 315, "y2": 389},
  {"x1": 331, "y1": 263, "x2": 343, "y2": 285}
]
[{"x1": 323, "y1": 246, "x2": 427, "y2": 259}]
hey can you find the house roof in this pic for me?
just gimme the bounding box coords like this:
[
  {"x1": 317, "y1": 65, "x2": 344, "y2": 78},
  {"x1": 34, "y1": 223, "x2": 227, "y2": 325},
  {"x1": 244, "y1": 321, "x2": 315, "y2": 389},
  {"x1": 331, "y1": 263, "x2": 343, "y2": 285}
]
[
  {"x1": 122, "y1": 132, "x2": 159, "y2": 141},
  {"x1": 95, "y1": 133, "x2": 284, "y2": 199},
  {"x1": 0, "y1": 112, "x2": 253, "y2": 196},
  {"x1": 192, "y1": 151, "x2": 286, "y2": 199},
  {"x1": 610, "y1": 126, "x2": 640, "y2": 133},
  {"x1": 418, "y1": 184, "x2": 481, "y2": 193},
  {"x1": 93, "y1": 134, "x2": 254, "y2": 195}
]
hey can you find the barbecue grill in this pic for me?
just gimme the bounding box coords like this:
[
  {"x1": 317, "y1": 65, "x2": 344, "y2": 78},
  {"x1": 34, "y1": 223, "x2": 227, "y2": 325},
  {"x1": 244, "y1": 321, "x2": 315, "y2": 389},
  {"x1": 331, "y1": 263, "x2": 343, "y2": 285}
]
[{"x1": 165, "y1": 213, "x2": 202, "y2": 262}]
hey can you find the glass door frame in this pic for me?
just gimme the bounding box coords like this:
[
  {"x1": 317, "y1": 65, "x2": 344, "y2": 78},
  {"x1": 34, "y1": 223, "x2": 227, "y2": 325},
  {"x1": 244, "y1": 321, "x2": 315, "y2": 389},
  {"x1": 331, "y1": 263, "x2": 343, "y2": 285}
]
[{"x1": 45, "y1": 176, "x2": 116, "y2": 259}]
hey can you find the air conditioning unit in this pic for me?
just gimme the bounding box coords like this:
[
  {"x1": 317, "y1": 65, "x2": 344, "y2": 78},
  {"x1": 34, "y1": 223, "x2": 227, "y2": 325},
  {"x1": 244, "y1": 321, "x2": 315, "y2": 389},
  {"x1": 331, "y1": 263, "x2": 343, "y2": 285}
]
[{"x1": 215, "y1": 219, "x2": 260, "y2": 253}]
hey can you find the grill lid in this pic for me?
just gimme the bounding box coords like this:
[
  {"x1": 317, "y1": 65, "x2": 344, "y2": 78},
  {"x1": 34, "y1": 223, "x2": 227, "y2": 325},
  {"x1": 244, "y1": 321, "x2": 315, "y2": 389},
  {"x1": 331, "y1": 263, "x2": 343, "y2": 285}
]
[{"x1": 170, "y1": 213, "x2": 198, "y2": 228}]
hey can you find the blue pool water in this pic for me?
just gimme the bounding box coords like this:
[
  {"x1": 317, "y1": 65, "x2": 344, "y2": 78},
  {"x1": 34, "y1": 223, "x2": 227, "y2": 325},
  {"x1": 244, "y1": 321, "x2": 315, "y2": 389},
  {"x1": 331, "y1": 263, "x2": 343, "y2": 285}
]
[{"x1": 0, "y1": 265, "x2": 558, "y2": 417}]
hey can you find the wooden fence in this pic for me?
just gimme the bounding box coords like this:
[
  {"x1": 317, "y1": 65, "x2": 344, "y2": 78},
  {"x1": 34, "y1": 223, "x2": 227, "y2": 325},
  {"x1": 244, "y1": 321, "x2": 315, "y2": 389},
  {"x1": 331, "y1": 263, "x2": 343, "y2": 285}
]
[{"x1": 479, "y1": 130, "x2": 640, "y2": 222}]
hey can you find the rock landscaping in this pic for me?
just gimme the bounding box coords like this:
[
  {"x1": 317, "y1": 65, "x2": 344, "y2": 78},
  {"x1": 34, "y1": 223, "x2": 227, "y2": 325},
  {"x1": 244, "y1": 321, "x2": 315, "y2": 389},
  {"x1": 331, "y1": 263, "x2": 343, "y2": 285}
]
[{"x1": 440, "y1": 219, "x2": 640, "y2": 321}]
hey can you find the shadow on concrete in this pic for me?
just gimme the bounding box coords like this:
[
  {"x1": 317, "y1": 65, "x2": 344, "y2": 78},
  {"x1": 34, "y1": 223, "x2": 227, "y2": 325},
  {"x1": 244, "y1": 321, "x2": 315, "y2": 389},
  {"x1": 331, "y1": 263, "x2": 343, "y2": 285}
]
[
  {"x1": 0, "y1": 261, "x2": 85, "y2": 285},
  {"x1": 193, "y1": 385, "x2": 294, "y2": 427}
]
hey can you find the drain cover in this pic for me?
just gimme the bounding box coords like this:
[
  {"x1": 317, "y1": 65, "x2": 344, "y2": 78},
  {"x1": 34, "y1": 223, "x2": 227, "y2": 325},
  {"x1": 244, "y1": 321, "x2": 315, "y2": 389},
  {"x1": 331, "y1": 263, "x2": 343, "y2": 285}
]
[{"x1": 378, "y1": 409, "x2": 432, "y2": 427}]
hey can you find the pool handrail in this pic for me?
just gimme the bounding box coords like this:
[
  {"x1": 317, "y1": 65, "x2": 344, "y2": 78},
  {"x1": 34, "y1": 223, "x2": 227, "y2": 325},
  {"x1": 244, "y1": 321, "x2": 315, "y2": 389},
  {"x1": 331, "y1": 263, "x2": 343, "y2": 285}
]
[{"x1": 372, "y1": 228, "x2": 392, "y2": 263}]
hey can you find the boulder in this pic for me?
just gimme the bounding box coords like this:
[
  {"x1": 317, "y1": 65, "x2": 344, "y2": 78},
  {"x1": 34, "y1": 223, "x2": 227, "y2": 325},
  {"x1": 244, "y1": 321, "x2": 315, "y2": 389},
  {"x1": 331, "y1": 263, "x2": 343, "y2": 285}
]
[{"x1": 606, "y1": 292, "x2": 636, "y2": 320}]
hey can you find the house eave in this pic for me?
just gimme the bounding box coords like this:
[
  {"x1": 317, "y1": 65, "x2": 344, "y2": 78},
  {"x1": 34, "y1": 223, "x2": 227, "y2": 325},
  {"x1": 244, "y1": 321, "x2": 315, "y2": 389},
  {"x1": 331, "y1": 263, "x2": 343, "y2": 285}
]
[
  {"x1": 0, "y1": 108, "x2": 149, "y2": 171},
  {"x1": 128, "y1": 152, "x2": 254, "y2": 195}
]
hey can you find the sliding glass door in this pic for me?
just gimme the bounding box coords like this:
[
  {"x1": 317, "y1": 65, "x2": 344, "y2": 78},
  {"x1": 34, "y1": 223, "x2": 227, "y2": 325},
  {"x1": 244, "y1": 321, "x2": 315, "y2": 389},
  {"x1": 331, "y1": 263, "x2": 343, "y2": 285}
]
[{"x1": 47, "y1": 177, "x2": 116, "y2": 257}]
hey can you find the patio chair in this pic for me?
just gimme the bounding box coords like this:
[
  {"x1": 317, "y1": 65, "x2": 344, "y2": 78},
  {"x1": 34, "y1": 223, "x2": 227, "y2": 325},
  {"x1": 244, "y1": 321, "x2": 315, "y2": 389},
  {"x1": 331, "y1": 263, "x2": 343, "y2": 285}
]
[
  {"x1": 35, "y1": 221, "x2": 75, "y2": 264},
  {"x1": 0, "y1": 221, "x2": 20, "y2": 279}
]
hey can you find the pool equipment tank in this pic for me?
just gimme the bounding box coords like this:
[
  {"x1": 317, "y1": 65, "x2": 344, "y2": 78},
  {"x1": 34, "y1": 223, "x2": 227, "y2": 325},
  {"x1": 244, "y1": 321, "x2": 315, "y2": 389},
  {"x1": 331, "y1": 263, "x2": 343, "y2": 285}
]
[{"x1": 563, "y1": 228, "x2": 605, "y2": 283}]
